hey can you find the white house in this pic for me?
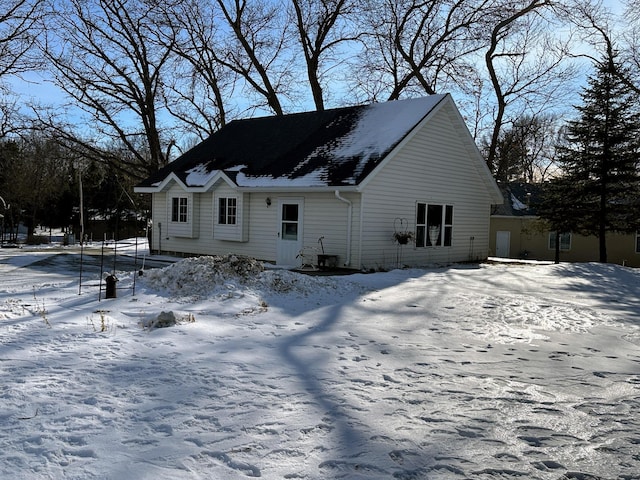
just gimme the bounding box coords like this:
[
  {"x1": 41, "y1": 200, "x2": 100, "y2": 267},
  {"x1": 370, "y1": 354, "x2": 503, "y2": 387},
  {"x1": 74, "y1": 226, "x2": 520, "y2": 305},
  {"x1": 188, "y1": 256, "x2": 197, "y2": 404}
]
[{"x1": 134, "y1": 94, "x2": 502, "y2": 270}]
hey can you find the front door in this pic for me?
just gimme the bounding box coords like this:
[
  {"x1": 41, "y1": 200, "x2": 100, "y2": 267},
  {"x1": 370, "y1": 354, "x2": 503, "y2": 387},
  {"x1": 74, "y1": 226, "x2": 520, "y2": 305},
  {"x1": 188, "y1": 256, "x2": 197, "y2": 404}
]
[
  {"x1": 496, "y1": 231, "x2": 510, "y2": 258},
  {"x1": 277, "y1": 199, "x2": 303, "y2": 266}
]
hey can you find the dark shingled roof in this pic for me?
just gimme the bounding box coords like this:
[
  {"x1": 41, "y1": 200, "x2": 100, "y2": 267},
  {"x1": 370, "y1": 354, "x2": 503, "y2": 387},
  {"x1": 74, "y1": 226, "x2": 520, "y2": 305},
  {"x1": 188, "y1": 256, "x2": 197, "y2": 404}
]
[
  {"x1": 137, "y1": 95, "x2": 448, "y2": 189},
  {"x1": 493, "y1": 182, "x2": 543, "y2": 216}
]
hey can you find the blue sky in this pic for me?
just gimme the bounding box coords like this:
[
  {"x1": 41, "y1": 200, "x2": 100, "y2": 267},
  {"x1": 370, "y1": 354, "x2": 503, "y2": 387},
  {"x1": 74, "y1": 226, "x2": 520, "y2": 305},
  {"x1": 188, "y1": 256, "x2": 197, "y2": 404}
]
[{"x1": 3, "y1": 0, "x2": 631, "y2": 139}]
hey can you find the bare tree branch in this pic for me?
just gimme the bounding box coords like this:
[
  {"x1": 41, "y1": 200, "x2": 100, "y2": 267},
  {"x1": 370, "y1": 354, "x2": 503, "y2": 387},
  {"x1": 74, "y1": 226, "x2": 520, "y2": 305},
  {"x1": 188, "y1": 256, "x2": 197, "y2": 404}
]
[
  {"x1": 484, "y1": 0, "x2": 573, "y2": 173},
  {"x1": 160, "y1": 0, "x2": 237, "y2": 139},
  {"x1": 38, "y1": 0, "x2": 177, "y2": 178},
  {"x1": 290, "y1": 0, "x2": 361, "y2": 110},
  {"x1": 0, "y1": 0, "x2": 44, "y2": 78},
  {"x1": 215, "y1": 0, "x2": 292, "y2": 116},
  {"x1": 356, "y1": 0, "x2": 492, "y2": 101}
]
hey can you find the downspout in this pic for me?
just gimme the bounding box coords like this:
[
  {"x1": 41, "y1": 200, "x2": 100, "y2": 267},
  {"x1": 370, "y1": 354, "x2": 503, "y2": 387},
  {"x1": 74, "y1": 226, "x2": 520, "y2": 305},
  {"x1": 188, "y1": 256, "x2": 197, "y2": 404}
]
[{"x1": 334, "y1": 190, "x2": 352, "y2": 266}]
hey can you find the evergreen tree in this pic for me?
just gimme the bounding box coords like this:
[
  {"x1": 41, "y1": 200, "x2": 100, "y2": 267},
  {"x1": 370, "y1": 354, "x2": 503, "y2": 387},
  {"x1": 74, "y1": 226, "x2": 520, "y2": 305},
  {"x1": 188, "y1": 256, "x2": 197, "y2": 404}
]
[
  {"x1": 537, "y1": 176, "x2": 581, "y2": 264},
  {"x1": 540, "y1": 55, "x2": 640, "y2": 263}
]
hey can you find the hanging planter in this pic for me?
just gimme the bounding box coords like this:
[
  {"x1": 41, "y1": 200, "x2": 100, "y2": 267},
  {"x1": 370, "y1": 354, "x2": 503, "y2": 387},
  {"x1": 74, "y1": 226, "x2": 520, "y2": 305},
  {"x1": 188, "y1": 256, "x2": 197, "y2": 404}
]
[
  {"x1": 393, "y1": 231, "x2": 414, "y2": 245},
  {"x1": 393, "y1": 218, "x2": 413, "y2": 245}
]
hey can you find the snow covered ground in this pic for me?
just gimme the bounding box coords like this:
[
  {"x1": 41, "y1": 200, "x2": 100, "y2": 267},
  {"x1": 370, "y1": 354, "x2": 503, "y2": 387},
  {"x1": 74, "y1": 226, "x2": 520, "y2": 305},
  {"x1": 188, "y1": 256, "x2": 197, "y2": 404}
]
[{"x1": 1, "y1": 240, "x2": 639, "y2": 479}]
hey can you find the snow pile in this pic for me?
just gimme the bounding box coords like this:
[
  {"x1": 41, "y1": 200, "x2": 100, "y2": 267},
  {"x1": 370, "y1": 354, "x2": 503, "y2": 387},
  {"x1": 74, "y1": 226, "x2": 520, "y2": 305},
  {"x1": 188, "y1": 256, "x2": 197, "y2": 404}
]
[
  {"x1": 142, "y1": 254, "x2": 264, "y2": 296},
  {"x1": 141, "y1": 310, "x2": 196, "y2": 330},
  {"x1": 142, "y1": 254, "x2": 351, "y2": 298},
  {"x1": 257, "y1": 269, "x2": 350, "y2": 295}
]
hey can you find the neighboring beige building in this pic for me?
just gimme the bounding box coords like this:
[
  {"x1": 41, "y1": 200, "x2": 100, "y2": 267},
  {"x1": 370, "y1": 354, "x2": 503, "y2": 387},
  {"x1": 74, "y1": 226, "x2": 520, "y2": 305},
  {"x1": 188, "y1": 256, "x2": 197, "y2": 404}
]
[
  {"x1": 135, "y1": 95, "x2": 503, "y2": 270},
  {"x1": 490, "y1": 183, "x2": 640, "y2": 267}
]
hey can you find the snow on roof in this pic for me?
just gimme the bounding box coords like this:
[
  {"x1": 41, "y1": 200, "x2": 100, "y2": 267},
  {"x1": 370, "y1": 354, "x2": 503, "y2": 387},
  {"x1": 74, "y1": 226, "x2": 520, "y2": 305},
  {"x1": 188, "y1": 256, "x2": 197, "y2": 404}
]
[
  {"x1": 235, "y1": 170, "x2": 327, "y2": 188},
  {"x1": 511, "y1": 193, "x2": 528, "y2": 211},
  {"x1": 137, "y1": 95, "x2": 449, "y2": 190},
  {"x1": 185, "y1": 164, "x2": 220, "y2": 187},
  {"x1": 299, "y1": 96, "x2": 444, "y2": 184},
  {"x1": 326, "y1": 96, "x2": 441, "y2": 162}
]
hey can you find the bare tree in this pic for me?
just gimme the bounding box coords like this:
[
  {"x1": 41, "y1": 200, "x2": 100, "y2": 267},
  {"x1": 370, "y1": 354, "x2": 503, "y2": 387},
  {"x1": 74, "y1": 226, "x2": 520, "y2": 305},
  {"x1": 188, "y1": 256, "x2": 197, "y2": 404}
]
[
  {"x1": 1, "y1": 0, "x2": 44, "y2": 140},
  {"x1": 621, "y1": 3, "x2": 640, "y2": 94},
  {"x1": 39, "y1": 0, "x2": 177, "y2": 178},
  {"x1": 10, "y1": 0, "x2": 621, "y2": 188},
  {"x1": 290, "y1": 0, "x2": 360, "y2": 111},
  {"x1": 485, "y1": 113, "x2": 562, "y2": 183},
  {"x1": 622, "y1": 57, "x2": 640, "y2": 95},
  {"x1": 215, "y1": 0, "x2": 293, "y2": 115},
  {"x1": 355, "y1": 0, "x2": 492, "y2": 102},
  {"x1": 0, "y1": 0, "x2": 43, "y2": 78},
  {"x1": 484, "y1": 0, "x2": 575, "y2": 174},
  {"x1": 161, "y1": 0, "x2": 238, "y2": 140},
  {"x1": 556, "y1": 0, "x2": 640, "y2": 95},
  {"x1": 0, "y1": 97, "x2": 23, "y2": 138}
]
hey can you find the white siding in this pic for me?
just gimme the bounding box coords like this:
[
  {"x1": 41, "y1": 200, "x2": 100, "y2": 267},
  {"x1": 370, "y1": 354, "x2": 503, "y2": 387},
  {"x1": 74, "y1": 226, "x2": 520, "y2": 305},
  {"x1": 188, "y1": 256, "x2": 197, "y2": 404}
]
[
  {"x1": 163, "y1": 186, "x2": 199, "y2": 239},
  {"x1": 150, "y1": 184, "x2": 361, "y2": 265},
  {"x1": 213, "y1": 184, "x2": 249, "y2": 242},
  {"x1": 295, "y1": 191, "x2": 361, "y2": 268},
  {"x1": 154, "y1": 188, "x2": 274, "y2": 260},
  {"x1": 151, "y1": 191, "x2": 166, "y2": 251},
  {"x1": 359, "y1": 102, "x2": 494, "y2": 270}
]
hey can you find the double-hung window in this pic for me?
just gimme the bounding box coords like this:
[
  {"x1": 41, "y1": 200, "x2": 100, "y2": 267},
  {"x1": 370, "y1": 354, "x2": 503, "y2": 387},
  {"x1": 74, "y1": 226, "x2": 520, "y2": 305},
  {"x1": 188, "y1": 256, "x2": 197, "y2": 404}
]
[
  {"x1": 548, "y1": 232, "x2": 571, "y2": 251},
  {"x1": 415, "y1": 203, "x2": 453, "y2": 247},
  {"x1": 171, "y1": 197, "x2": 188, "y2": 223},
  {"x1": 218, "y1": 197, "x2": 237, "y2": 225}
]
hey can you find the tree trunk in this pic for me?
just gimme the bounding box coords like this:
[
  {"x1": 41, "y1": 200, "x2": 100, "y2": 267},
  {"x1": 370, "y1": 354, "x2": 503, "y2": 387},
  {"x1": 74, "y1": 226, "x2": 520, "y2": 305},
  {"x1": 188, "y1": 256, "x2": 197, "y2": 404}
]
[{"x1": 598, "y1": 216, "x2": 607, "y2": 263}]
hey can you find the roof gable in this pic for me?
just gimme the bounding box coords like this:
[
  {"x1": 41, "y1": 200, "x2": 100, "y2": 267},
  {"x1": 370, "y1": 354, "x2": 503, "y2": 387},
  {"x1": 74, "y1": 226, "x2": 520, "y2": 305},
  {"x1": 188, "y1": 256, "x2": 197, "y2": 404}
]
[
  {"x1": 493, "y1": 182, "x2": 542, "y2": 216},
  {"x1": 137, "y1": 95, "x2": 448, "y2": 190}
]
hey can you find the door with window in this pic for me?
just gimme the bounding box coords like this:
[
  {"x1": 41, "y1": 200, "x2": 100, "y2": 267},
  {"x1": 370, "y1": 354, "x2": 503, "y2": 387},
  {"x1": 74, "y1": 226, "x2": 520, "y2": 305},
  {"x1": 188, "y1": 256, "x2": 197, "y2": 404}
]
[
  {"x1": 496, "y1": 231, "x2": 510, "y2": 258},
  {"x1": 277, "y1": 199, "x2": 303, "y2": 266}
]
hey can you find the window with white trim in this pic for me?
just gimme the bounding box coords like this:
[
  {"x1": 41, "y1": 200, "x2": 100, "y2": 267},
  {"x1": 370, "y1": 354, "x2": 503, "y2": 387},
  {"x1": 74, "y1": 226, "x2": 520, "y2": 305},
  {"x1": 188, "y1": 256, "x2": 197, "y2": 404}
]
[
  {"x1": 548, "y1": 232, "x2": 571, "y2": 251},
  {"x1": 415, "y1": 203, "x2": 453, "y2": 247},
  {"x1": 171, "y1": 197, "x2": 188, "y2": 223},
  {"x1": 218, "y1": 197, "x2": 237, "y2": 225}
]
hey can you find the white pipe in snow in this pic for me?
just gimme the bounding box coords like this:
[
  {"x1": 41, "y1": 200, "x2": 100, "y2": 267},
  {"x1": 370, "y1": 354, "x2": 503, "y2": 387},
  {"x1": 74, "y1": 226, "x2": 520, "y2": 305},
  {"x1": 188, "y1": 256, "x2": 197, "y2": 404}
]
[{"x1": 334, "y1": 191, "x2": 352, "y2": 266}]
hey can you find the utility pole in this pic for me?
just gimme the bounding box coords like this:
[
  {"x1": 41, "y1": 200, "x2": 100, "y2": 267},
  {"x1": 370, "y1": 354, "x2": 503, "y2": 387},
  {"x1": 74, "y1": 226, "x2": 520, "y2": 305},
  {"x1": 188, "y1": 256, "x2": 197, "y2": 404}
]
[
  {"x1": 0, "y1": 195, "x2": 8, "y2": 245},
  {"x1": 78, "y1": 169, "x2": 85, "y2": 244}
]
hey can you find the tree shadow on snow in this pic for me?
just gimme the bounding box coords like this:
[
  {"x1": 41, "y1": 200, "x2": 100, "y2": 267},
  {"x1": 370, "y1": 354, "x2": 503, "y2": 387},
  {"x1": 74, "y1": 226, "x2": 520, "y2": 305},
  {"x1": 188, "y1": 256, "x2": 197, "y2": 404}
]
[
  {"x1": 550, "y1": 262, "x2": 640, "y2": 325},
  {"x1": 270, "y1": 278, "x2": 449, "y2": 477}
]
